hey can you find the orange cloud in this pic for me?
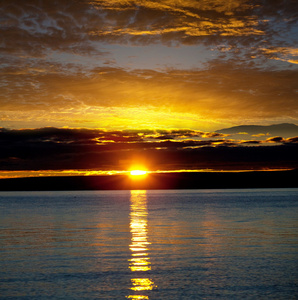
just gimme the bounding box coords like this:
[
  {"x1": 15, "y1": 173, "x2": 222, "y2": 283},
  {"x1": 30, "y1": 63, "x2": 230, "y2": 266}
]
[
  {"x1": 1, "y1": 0, "x2": 297, "y2": 131},
  {"x1": 261, "y1": 47, "x2": 298, "y2": 64}
]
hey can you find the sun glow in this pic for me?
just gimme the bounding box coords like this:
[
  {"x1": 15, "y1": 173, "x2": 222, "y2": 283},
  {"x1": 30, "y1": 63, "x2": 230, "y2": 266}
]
[{"x1": 130, "y1": 170, "x2": 147, "y2": 176}]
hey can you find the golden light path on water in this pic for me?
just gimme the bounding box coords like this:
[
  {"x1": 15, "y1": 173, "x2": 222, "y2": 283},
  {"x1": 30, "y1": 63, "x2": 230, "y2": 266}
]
[{"x1": 127, "y1": 190, "x2": 156, "y2": 299}]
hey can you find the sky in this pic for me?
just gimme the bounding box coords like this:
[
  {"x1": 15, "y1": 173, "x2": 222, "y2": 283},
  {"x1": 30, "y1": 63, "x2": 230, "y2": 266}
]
[{"x1": 0, "y1": 0, "x2": 298, "y2": 175}]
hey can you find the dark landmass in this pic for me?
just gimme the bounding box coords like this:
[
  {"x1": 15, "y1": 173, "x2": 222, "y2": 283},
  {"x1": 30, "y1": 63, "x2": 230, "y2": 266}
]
[
  {"x1": 0, "y1": 169, "x2": 297, "y2": 191},
  {"x1": 216, "y1": 123, "x2": 298, "y2": 137}
]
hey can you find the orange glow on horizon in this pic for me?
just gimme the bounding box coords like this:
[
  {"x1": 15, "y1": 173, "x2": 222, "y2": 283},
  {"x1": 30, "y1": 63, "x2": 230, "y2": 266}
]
[{"x1": 0, "y1": 168, "x2": 292, "y2": 179}]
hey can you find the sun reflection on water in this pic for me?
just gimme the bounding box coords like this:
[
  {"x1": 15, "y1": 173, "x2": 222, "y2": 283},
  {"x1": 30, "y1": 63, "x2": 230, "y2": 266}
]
[{"x1": 127, "y1": 190, "x2": 156, "y2": 299}]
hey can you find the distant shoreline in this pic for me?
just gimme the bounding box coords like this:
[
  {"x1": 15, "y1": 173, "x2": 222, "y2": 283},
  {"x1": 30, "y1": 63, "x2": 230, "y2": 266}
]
[{"x1": 0, "y1": 169, "x2": 297, "y2": 191}]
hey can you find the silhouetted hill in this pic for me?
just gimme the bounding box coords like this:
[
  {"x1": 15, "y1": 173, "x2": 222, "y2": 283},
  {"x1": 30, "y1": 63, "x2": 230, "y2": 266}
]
[
  {"x1": 0, "y1": 170, "x2": 297, "y2": 191},
  {"x1": 217, "y1": 123, "x2": 298, "y2": 137}
]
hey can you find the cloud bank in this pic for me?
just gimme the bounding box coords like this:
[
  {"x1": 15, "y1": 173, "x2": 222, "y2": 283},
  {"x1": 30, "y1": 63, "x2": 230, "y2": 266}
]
[{"x1": 1, "y1": 127, "x2": 297, "y2": 171}]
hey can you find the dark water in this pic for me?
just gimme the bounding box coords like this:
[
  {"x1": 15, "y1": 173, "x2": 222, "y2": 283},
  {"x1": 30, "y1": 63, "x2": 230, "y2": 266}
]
[{"x1": 0, "y1": 189, "x2": 297, "y2": 299}]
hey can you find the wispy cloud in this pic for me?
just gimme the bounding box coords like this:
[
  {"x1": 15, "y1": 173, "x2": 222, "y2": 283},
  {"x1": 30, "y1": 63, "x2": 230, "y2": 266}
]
[
  {"x1": 261, "y1": 47, "x2": 298, "y2": 64},
  {"x1": 0, "y1": 0, "x2": 297, "y2": 130},
  {"x1": 1, "y1": 63, "x2": 297, "y2": 128},
  {"x1": 1, "y1": 0, "x2": 296, "y2": 59}
]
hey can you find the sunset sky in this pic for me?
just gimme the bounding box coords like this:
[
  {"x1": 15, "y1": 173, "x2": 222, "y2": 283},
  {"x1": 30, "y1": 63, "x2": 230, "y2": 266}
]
[{"x1": 1, "y1": 0, "x2": 298, "y2": 175}]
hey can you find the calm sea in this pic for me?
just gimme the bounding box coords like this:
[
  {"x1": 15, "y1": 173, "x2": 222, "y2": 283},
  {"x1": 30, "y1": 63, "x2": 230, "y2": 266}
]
[{"x1": 0, "y1": 189, "x2": 297, "y2": 299}]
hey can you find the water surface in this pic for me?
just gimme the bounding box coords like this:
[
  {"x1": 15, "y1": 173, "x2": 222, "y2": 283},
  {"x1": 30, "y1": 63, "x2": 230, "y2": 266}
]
[{"x1": 0, "y1": 189, "x2": 297, "y2": 299}]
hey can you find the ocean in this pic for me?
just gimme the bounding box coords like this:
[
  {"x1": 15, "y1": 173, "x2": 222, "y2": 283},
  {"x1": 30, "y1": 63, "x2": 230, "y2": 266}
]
[{"x1": 0, "y1": 189, "x2": 297, "y2": 299}]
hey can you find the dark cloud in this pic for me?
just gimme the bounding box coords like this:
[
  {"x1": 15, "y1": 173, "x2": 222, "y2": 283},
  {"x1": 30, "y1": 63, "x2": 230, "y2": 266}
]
[
  {"x1": 286, "y1": 136, "x2": 298, "y2": 143},
  {"x1": 89, "y1": 0, "x2": 297, "y2": 48},
  {"x1": 1, "y1": 0, "x2": 297, "y2": 59},
  {"x1": 241, "y1": 140, "x2": 262, "y2": 145},
  {"x1": 0, "y1": 127, "x2": 227, "y2": 149},
  {"x1": 0, "y1": 0, "x2": 104, "y2": 57},
  {"x1": 266, "y1": 136, "x2": 285, "y2": 143},
  {"x1": 143, "y1": 129, "x2": 228, "y2": 140},
  {"x1": 0, "y1": 127, "x2": 143, "y2": 144},
  {"x1": 0, "y1": 127, "x2": 297, "y2": 171}
]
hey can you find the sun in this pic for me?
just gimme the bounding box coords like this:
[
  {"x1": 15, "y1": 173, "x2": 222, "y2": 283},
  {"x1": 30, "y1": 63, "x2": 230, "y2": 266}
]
[{"x1": 130, "y1": 170, "x2": 147, "y2": 176}]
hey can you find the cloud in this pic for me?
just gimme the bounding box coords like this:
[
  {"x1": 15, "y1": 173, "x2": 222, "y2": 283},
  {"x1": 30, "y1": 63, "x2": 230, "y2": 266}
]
[
  {"x1": 0, "y1": 127, "x2": 297, "y2": 171},
  {"x1": 142, "y1": 129, "x2": 228, "y2": 140},
  {"x1": 261, "y1": 47, "x2": 298, "y2": 65},
  {"x1": 89, "y1": 0, "x2": 265, "y2": 42},
  {"x1": 286, "y1": 136, "x2": 298, "y2": 143},
  {"x1": 0, "y1": 0, "x2": 105, "y2": 57},
  {"x1": 1, "y1": 0, "x2": 297, "y2": 131},
  {"x1": 241, "y1": 140, "x2": 262, "y2": 144},
  {"x1": 1, "y1": 63, "x2": 297, "y2": 126},
  {"x1": 1, "y1": 0, "x2": 296, "y2": 59},
  {"x1": 0, "y1": 127, "x2": 229, "y2": 147},
  {"x1": 86, "y1": 0, "x2": 298, "y2": 68},
  {"x1": 252, "y1": 133, "x2": 270, "y2": 137},
  {"x1": 266, "y1": 136, "x2": 285, "y2": 143}
]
